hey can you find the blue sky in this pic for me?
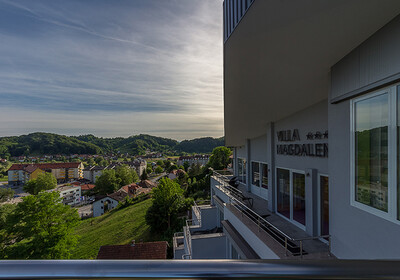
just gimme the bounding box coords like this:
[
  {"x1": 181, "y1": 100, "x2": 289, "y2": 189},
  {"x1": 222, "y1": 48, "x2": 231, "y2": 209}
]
[{"x1": 0, "y1": 0, "x2": 223, "y2": 140}]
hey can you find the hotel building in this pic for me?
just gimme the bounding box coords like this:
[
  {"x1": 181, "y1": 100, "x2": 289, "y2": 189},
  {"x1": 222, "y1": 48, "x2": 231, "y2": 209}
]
[{"x1": 174, "y1": 0, "x2": 400, "y2": 260}]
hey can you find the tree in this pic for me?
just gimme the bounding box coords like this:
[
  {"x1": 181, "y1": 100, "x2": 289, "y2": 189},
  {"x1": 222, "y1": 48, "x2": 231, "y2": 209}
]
[
  {"x1": 130, "y1": 169, "x2": 139, "y2": 183},
  {"x1": 2, "y1": 191, "x2": 80, "y2": 259},
  {"x1": 95, "y1": 169, "x2": 120, "y2": 194},
  {"x1": 146, "y1": 178, "x2": 184, "y2": 233},
  {"x1": 0, "y1": 188, "x2": 14, "y2": 202},
  {"x1": 183, "y1": 161, "x2": 190, "y2": 172},
  {"x1": 155, "y1": 166, "x2": 163, "y2": 174},
  {"x1": 188, "y1": 163, "x2": 201, "y2": 177},
  {"x1": 168, "y1": 164, "x2": 178, "y2": 173},
  {"x1": 23, "y1": 172, "x2": 57, "y2": 195},
  {"x1": 146, "y1": 166, "x2": 153, "y2": 175},
  {"x1": 156, "y1": 160, "x2": 164, "y2": 167},
  {"x1": 115, "y1": 165, "x2": 134, "y2": 187},
  {"x1": 208, "y1": 146, "x2": 232, "y2": 170},
  {"x1": 141, "y1": 169, "x2": 148, "y2": 180}
]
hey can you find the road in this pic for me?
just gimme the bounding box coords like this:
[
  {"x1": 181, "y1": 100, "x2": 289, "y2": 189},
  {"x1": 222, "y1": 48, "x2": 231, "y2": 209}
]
[{"x1": 150, "y1": 172, "x2": 166, "y2": 183}]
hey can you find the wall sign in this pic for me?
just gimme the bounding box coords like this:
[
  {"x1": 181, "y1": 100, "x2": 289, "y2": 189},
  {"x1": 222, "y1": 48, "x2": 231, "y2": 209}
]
[{"x1": 276, "y1": 129, "x2": 328, "y2": 158}]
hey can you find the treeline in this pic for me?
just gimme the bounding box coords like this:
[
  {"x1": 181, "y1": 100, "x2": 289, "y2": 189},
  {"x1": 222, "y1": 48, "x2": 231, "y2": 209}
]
[{"x1": 0, "y1": 132, "x2": 224, "y2": 157}]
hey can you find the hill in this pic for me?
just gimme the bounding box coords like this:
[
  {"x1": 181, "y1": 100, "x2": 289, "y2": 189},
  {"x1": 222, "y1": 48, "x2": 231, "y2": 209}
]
[
  {"x1": 0, "y1": 132, "x2": 102, "y2": 157},
  {"x1": 176, "y1": 137, "x2": 224, "y2": 153},
  {"x1": 0, "y1": 132, "x2": 224, "y2": 157},
  {"x1": 72, "y1": 199, "x2": 155, "y2": 259}
]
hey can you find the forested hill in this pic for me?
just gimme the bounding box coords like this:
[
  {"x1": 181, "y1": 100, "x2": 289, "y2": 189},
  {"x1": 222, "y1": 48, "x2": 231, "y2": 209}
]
[{"x1": 0, "y1": 132, "x2": 224, "y2": 157}]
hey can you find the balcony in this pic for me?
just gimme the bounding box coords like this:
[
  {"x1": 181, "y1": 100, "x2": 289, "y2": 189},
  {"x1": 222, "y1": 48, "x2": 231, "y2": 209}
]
[
  {"x1": 211, "y1": 171, "x2": 333, "y2": 259},
  {"x1": 174, "y1": 201, "x2": 226, "y2": 259}
]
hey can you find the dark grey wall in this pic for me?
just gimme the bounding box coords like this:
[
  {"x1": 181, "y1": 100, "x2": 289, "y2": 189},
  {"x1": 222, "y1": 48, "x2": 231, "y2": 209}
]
[
  {"x1": 329, "y1": 96, "x2": 400, "y2": 259},
  {"x1": 250, "y1": 134, "x2": 268, "y2": 162},
  {"x1": 331, "y1": 15, "x2": 400, "y2": 103}
]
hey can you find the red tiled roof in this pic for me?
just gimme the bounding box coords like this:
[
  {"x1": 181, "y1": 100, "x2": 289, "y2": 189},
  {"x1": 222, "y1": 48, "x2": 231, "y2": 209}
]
[
  {"x1": 80, "y1": 184, "x2": 95, "y2": 191},
  {"x1": 24, "y1": 165, "x2": 39, "y2": 174},
  {"x1": 97, "y1": 241, "x2": 168, "y2": 259},
  {"x1": 137, "y1": 180, "x2": 157, "y2": 189},
  {"x1": 8, "y1": 162, "x2": 82, "y2": 171},
  {"x1": 119, "y1": 183, "x2": 139, "y2": 194}
]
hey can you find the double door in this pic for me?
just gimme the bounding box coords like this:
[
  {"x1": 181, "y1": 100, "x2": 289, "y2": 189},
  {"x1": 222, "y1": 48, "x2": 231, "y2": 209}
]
[{"x1": 276, "y1": 168, "x2": 306, "y2": 228}]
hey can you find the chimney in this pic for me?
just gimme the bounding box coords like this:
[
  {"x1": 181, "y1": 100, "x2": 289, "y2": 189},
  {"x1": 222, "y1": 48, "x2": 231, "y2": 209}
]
[{"x1": 131, "y1": 240, "x2": 135, "y2": 247}]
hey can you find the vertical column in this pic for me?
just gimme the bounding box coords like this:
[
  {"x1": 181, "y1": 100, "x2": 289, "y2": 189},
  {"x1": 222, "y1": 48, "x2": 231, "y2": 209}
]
[
  {"x1": 305, "y1": 168, "x2": 318, "y2": 236},
  {"x1": 268, "y1": 122, "x2": 276, "y2": 212}
]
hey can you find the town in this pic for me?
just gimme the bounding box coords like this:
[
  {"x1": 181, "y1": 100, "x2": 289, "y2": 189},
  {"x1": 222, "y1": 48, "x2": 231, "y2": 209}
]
[{"x1": 0, "y1": 148, "x2": 225, "y2": 259}]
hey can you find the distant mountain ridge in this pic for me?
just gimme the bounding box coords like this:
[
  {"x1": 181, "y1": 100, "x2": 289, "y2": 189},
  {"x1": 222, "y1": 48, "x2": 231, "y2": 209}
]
[{"x1": 0, "y1": 132, "x2": 224, "y2": 157}]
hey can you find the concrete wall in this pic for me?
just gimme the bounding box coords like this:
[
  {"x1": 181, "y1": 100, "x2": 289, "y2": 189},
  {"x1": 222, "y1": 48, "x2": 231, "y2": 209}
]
[
  {"x1": 191, "y1": 234, "x2": 227, "y2": 259},
  {"x1": 331, "y1": 15, "x2": 400, "y2": 102},
  {"x1": 224, "y1": 204, "x2": 279, "y2": 259}
]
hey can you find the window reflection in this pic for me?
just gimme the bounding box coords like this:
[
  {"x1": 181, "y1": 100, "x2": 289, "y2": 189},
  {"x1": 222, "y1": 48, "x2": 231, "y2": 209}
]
[{"x1": 355, "y1": 93, "x2": 388, "y2": 212}]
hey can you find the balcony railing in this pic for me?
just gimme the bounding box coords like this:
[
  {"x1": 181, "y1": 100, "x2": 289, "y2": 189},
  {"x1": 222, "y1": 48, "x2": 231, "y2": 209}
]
[
  {"x1": 212, "y1": 171, "x2": 331, "y2": 258},
  {"x1": 2, "y1": 260, "x2": 400, "y2": 279}
]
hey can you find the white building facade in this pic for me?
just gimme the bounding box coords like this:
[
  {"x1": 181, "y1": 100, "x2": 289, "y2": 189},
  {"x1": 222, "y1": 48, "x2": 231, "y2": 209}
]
[{"x1": 174, "y1": 0, "x2": 400, "y2": 260}]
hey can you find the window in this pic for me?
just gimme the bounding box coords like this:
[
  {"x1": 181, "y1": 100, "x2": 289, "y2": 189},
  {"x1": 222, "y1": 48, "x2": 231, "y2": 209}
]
[
  {"x1": 251, "y1": 162, "x2": 260, "y2": 186},
  {"x1": 261, "y1": 163, "x2": 268, "y2": 189},
  {"x1": 238, "y1": 158, "x2": 246, "y2": 184},
  {"x1": 351, "y1": 84, "x2": 400, "y2": 223}
]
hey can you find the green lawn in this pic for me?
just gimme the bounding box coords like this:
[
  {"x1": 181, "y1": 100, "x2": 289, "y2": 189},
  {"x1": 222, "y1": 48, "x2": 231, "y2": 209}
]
[
  {"x1": 0, "y1": 176, "x2": 8, "y2": 182},
  {"x1": 71, "y1": 199, "x2": 155, "y2": 259}
]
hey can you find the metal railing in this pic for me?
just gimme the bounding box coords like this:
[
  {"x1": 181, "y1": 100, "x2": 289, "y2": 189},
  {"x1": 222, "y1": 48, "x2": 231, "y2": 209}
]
[
  {"x1": 213, "y1": 171, "x2": 331, "y2": 258},
  {"x1": 193, "y1": 200, "x2": 211, "y2": 222},
  {"x1": 2, "y1": 260, "x2": 400, "y2": 279}
]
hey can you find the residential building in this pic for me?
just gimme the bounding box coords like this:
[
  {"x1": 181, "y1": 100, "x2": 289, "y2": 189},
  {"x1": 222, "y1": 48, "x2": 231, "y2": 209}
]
[
  {"x1": 92, "y1": 194, "x2": 121, "y2": 217},
  {"x1": 177, "y1": 155, "x2": 210, "y2": 167},
  {"x1": 174, "y1": 0, "x2": 400, "y2": 260},
  {"x1": 97, "y1": 241, "x2": 168, "y2": 259},
  {"x1": 55, "y1": 185, "x2": 81, "y2": 206},
  {"x1": 83, "y1": 160, "x2": 146, "y2": 183},
  {"x1": 8, "y1": 162, "x2": 84, "y2": 185}
]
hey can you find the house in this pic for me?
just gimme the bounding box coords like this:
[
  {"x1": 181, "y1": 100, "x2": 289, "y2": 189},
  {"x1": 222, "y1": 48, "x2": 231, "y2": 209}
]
[
  {"x1": 7, "y1": 162, "x2": 84, "y2": 185},
  {"x1": 97, "y1": 241, "x2": 168, "y2": 259},
  {"x1": 137, "y1": 180, "x2": 157, "y2": 189},
  {"x1": 92, "y1": 195, "x2": 120, "y2": 217},
  {"x1": 173, "y1": 0, "x2": 400, "y2": 260},
  {"x1": 168, "y1": 169, "x2": 186, "y2": 180}
]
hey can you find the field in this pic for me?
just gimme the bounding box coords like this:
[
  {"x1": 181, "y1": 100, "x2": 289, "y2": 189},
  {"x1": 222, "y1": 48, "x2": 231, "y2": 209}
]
[{"x1": 71, "y1": 199, "x2": 156, "y2": 259}]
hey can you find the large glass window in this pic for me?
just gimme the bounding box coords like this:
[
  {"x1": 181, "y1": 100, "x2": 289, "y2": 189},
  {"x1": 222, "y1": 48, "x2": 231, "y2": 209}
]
[
  {"x1": 293, "y1": 172, "x2": 306, "y2": 226},
  {"x1": 261, "y1": 163, "x2": 268, "y2": 189},
  {"x1": 354, "y1": 93, "x2": 388, "y2": 212},
  {"x1": 238, "y1": 158, "x2": 246, "y2": 184},
  {"x1": 277, "y1": 168, "x2": 290, "y2": 219},
  {"x1": 252, "y1": 162, "x2": 260, "y2": 186}
]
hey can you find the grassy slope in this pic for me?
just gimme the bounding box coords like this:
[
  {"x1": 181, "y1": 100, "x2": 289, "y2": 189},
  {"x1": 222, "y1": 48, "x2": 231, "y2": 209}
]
[
  {"x1": 0, "y1": 176, "x2": 7, "y2": 182},
  {"x1": 72, "y1": 199, "x2": 155, "y2": 259}
]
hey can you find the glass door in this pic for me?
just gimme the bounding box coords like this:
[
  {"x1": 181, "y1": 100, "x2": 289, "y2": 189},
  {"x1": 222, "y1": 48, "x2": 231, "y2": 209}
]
[
  {"x1": 277, "y1": 168, "x2": 290, "y2": 219},
  {"x1": 276, "y1": 168, "x2": 306, "y2": 228}
]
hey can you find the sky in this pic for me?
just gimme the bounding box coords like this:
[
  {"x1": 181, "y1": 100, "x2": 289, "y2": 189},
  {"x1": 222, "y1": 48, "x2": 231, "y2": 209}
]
[{"x1": 0, "y1": 0, "x2": 223, "y2": 141}]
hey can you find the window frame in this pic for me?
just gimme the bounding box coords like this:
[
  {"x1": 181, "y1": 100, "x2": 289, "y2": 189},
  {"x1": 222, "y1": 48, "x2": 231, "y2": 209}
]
[
  {"x1": 250, "y1": 161, "x2": 269, "y2": 200},
  {"x1": 275, "y1": 166, "x2": 306, "y2": 231},
  {"x1": 350, "y1": 85, "x2": 399, "y2": 224}
]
